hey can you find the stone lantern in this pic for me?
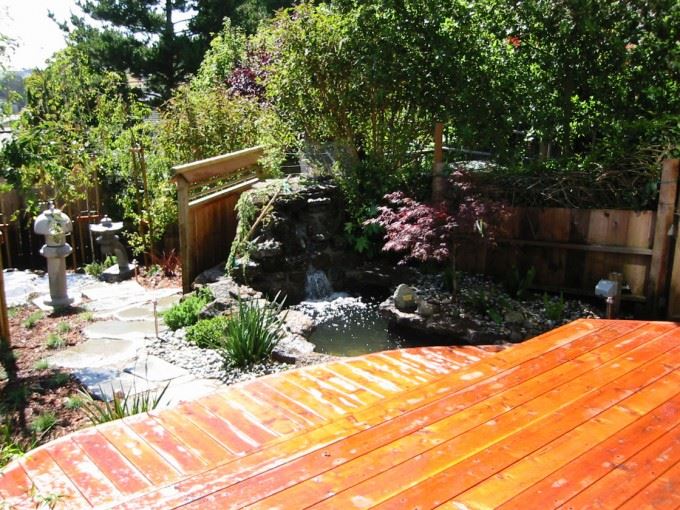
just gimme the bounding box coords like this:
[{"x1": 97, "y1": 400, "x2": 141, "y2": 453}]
[
  {"x1": 90, "y1": 215, "x2": 135, "y2": 282},
  {"x1": 34, "y1": 203, "x2": 74, "y2": 308}
]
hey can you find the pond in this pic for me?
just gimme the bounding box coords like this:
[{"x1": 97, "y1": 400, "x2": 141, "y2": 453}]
[{"x1": 295, "y1": 295, "x2": 407, "y2": 356}]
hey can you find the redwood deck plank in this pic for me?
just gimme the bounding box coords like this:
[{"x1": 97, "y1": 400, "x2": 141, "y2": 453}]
[
  {"x1": 97, "y1": 421, "x2": 181, "y2": 486},
  {"x1": 130, "y1": 322, "x2": 637, "y2": 509},
  {"x1": 20, "y1": 448, "x2": 91, "y2": 509},
  {"x1": 47, "y1": 438, "x2": 122, "y2": 507},
  {"x1": 243, "y1": 323, "x2": 670, "y2": 509},
  {"x1": 616, "y1": 458, "x2": 680, "y2": 510},
  {"x1": 71, "y1": 429, "x2": 151, "y2": 496},
  {"x1": 2, "y1": 319, "x2": 679, "y2": 510},
  {"x1": 305, "y1": 334, "x2": 680, "y2": 509},
  {"x1": 94, "y1": 321, "x2": 630, "y2": 508},
  {"x1": 558, "y1": 416, "x2": 680, "y2": 509}
]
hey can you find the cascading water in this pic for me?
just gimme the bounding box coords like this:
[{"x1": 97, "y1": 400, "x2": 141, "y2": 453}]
[
  {"x1": 297, "y1": 267, "x2": 406, "y2": 356},
  {"x1": 304, "y1": 267, "x2": 334, "y2": 300}
]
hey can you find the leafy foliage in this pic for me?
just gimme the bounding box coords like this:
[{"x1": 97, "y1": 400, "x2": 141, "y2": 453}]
[
  {"x1": 505, "y1": 266, "x2": 536, "y2": 299},
  {"x1": 45, "y1": 334, "x2": 66, "y2": 350},
  {"x1": 186, "y1": 316, "x2": 229, "y2": 349},
  {"x1": 543, "y1": 292, "x2": 566, "y2": 321},
  {"x1": 216, "y1": 296, "x2": 286, "y2": 367},
  {"x1": 369, "y1": 172, "x2": 505, "y2": 266},
  {"x1": 78, "y1": 384, "x2": 168, "y2": 425},
  {"x1": 22, "y1": 311, "x2": 45, "y2": 330},
  {"x1": 162, "y1": 287, "x2": 213, "y2": 331},
  {"x1": 29, "y1": 412, "x2": 57, "y2": 434},
  {"x1": 0, "y1": 47, "x2": 132, "y2": 214},
  {"x1": 84, "y1": 255, "x2": 117, "y2": 277}
]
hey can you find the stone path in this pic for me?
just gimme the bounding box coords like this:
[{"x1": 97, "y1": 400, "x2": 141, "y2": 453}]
[{"x1": 5, "y1": 270, "x2": 225, "y2": 407}]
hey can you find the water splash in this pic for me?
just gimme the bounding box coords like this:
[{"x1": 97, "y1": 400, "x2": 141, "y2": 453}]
[
  {"x1": 295, "y1": 295, "x2": 404, "y2": 356},
  {"x1": 305, "y1": 267, "x2": 334, "y2": 300}
]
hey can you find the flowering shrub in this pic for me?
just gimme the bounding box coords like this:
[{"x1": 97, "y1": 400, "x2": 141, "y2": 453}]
[
  {"x1": 227, "y1": 49, "x2": 271, "y2": 102},
  {"x1": 368, "y1": 171, "x2": 505, "y2": 291}
]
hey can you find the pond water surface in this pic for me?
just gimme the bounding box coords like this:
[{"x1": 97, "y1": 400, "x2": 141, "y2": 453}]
[{"x1": 296, "y1": 295, "x2": 407, "y2": 356}]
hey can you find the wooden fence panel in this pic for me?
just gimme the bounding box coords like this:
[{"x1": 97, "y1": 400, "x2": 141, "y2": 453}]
[
  {"x1": 458, "y1": 206, "x2": 656, "y2": 302},
  {"x1": 174, "y1": 147, "x2": 263, "y2": 292},
  {"x1": 0, "y1": 184, "x2": 102, "y2": 270}
]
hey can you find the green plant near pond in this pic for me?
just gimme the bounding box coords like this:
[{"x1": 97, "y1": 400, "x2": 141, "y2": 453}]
[
  {"x1": 46, "y1": 333, "x2": 65, "y2": 350},
  {"x1": 84, "y1": 255, "x2": 117, "y2": 278},
  {"x1": 30, "y1": 412, "x2": 57, "y2": 434},
  {"x1": 543, "y1": 292, "x2": 566, "y2": 321},
  {"x1": 216, "y1": 296, "x2": 286, "y2": 368},
  {"x1": 505, "y1": 266, "x2": 536, "y2": 299},
  {"x1": 65, "y1": 394, "x2": 86, "y2": 410},
  {"x1": 23, "y1": 311, "x2": 44, "y2": 329},
  {"x1": 56, "y1": 321, "x2": 71, "y2": 334},
  {"x1": 162, "y1": 287, "x2": 214, "y2": 331},
  {"x1": 186, "y1": 316, "x2": 229, "y2": 349},
  {"x1": 78, "y1": 383, "x2": 169, "y2": 425}
]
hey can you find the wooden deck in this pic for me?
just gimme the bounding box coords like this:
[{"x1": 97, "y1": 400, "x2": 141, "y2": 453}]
[{"x1": 1, "y1": 319, "x2": 679, "y2": 509}]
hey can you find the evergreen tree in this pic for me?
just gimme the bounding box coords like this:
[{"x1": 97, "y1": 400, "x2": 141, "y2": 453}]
[
  {"x1": 58, "y1": 0, "x2": 199, "y2": 102},
  {"x1": 55, "y1": 0, "x2": 295, "y2": 103}
]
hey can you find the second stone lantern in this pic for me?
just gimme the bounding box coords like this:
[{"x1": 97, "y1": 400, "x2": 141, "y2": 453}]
[{"x1": 90, "y1": 215, "x2": 135, "y2": 282}]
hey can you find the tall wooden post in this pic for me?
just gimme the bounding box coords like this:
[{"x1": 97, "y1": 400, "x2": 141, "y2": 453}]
[
  {"x1": 662, "y1": 159, "x2": 680, "y2": 319},
  {"x1": 176, "y1": 175, "x2": 192, "y2": 293},
  {"x1": 0, "y1": 231, "x2": 10, "y2": 347},
  {"x1": 648, "y1": 159, "x2": 679, "y2": 317},
  {"x1": 432, "y1": 122, "x2": 446, "y2": 203}
]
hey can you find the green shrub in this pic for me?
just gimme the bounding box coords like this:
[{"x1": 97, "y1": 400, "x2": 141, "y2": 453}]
[
  {"x1": 65, "y1": 395, "x2": 86, "y2": 410},
  {"x1": 46, "y1": 333, "x2": 65, "y2": 350},
  {"x1": 186, "y1": 316, "x2": 228, "y2": 348},
  {"x1": 30, "y1": 412, "x2": 57, "y2": 434},
  {"x1": 216, "y1": 296, "x2": 286, "y2": 368},
  {"x1": 79, "y1": 384, "x2": 168, "y2": 425},
  {"x1": 84, "y1": 255, "x2": 116, "y2": 278},
  {"x1": 543, "y1": 293, "x2": 566, "y2": 321},
  {"x1": 49, "y1": 372, "x2": 70, "y2": 388},
  {"x1": 0, "y1": 423, "x2": 27, "y2": 468},
  {"x1": 23, "y1": 311, "x2": 44, "y2": 329},
  {"x1": 56, "y1": 321, "x2": 71, "y2": 334},
  {"x1": 33, "y1": 359, "x2": 49, "y2": 370},
  {"x1": 79, "y1": 311, "x2": 95, "y2": 322},
  {"x1": 505, "y1": 266, "x2": 536, "y2": 299},
  {"x1": 162, "y1": 287, "x2": 214, "y2": 331}
]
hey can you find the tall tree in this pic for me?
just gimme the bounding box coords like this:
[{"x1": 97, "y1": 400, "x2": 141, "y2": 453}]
[
  {"x1": 57, "y1": 0, "x2": 296, "y2": 102},
  {"x1": 60, "y1": 0, "x2": 199, "y2": 102}
]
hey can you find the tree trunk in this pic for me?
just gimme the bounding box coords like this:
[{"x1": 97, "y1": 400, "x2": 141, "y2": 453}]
[
  {"x1": 432, "y1": 122, "x2": 446, "y2": 203},
  {"x1": 450, "y1": 243, "x2": 458, "y2": 295}
]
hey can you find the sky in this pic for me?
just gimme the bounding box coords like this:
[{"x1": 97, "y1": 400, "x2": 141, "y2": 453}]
[{"x1": 0, "y1": 0, "x2": 81, "y2": 70}]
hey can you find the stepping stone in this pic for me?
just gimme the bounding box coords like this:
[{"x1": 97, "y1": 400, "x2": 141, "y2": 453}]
[
  {"x1": 114, "y1": 293, "x2": 181, "y2": 321},
  {"x1": 158, "y1": 378, "x2": 224, "y2": 407},
  {"x1": 81, "y1": 280, "x2": 147, "y2": 301},
  {"x1": 73, "y1": 367, "x2": 158, "y2": 402},
  {"x1": 156, "y1": 293, "x2": 181, "y2": 312},
  {"x1": 47, "y1": 338, "x2": 143, "y2": 369},
  {"x1": 83, "y1": 320, "x2": 159, "y2": 341},
  {"x1": 115, "y1": 305, "x2": 156, "y2": 321},
  {"x1": 123, "y1": 355, "x2": 189, "y2": 382}
]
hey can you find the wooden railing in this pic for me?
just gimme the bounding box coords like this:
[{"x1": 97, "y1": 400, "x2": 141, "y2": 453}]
[{"x1": 172, "y1": 146, "x2": 264, "y2": 292}]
